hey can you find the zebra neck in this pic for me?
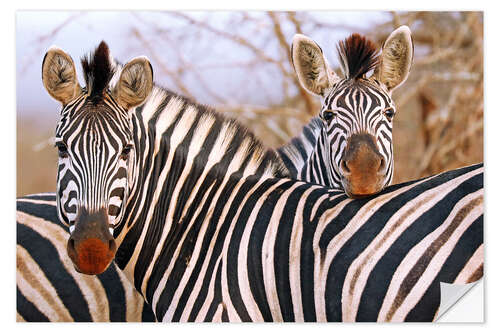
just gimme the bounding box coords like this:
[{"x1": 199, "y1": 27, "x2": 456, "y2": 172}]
[
  {"x1": 278, "y1": 117, "x2": 340, "y2": 189},
  {"x1": 113, "y1": 86, "x2": 287, "y2": 284},
  {"x1": 277, "y1": 117, "x2": 323, "y2": 177},
  {"x1": 301, "y1": 127, "x2": 339, "y2": 188}
]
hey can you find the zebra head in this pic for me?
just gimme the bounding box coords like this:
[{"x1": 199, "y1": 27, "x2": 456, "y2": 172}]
[
  {"x1": 291, "y1": 26, "x2": 413, "y2": 197},
  {"x1": 41, "y1": 42, "x2": 153, "y2": 274}
]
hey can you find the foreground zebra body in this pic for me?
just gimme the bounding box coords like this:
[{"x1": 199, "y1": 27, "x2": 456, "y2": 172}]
[
  {"x1": 16, "y1": 194, "x2": 156, "y2": 321},
  {"x1": 29, "y1": 41, "x2": 483, "y2": 322},
  {"x1": 279, "y1": 27, "x2": 413, "y2": 195},
  {"x1": 17, "y1": 166, "x2": 484, "y2": 321}
]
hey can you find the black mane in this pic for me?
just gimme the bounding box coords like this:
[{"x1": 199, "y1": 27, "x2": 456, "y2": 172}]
[
  {"x1": 81, "y1": 41, "x2": 115, "y2": 98},
  {"x1": 337, "y1": 33, "x2": 379, "y2": 80}
]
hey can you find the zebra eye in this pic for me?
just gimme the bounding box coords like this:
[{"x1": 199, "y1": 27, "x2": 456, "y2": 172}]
[
  {"x1": 384, "y1": 107, "x2": 395, "y2": 120},
  {"x1": 120, "y1": 145, "x2": 133, "y2": 160},
  {"x1": 55, "y1": 142, "x2": 69, "y2": 158},
  {"x1": 322, "y1": 110, "x2": 335, "y2": 122}
]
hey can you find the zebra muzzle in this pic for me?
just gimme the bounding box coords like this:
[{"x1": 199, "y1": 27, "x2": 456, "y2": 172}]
[
  {"x1": 67, "y1": 208, "x2": 116, "y2": 275},
  {"x1": 340, "y1": 133, "x2": 386, "y2": 197},
  {"x1": 68, "y1": 238, "x2": 116, "y2": 275}
]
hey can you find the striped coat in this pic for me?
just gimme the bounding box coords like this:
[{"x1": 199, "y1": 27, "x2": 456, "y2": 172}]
[
  {"x1": 16, "y1": 194, "x2": 156, "y2": 322},
  {"x1": 17, "y1": 164, "x2": 483, "y2": 322},
  {"x1": 16, "y1": 39, "x2": 483, "y2": 322}
]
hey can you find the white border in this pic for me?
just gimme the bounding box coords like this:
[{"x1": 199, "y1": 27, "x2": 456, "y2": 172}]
[{"x1": 4, "y1": 0, "x2": 497, "y2": 331}]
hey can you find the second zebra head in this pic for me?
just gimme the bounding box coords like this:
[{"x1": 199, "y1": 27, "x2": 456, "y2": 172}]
[{"x1": 291, "y1": 26, "x2": 413, "y2": 197}]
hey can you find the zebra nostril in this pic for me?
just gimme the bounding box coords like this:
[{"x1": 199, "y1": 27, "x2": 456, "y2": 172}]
[
  {"x1": 67, "y1": 238, "x2": 77, "y2": 263},
  {"x1": 109, "y1": 239, "x2": 117, "y2": 253},
  {"x1": 341, "y1": 160, "x2": 351, "y2": 174},
  {"x1": 68, "y1": 238, "x2": 76, "y2": 252},
  {"x1": 378, "y1": 157, "x2": 386, "y2": 174}
]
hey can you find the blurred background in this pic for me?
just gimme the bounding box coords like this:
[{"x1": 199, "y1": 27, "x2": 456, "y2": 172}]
[{"x1": 16, "y1": 11, "x2": 483, "y2": 196}]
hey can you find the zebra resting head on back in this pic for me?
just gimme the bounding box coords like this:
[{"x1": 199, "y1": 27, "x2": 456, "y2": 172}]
[
  {"x1": 279, "y1": 26, "x2": 413, "y2": 197},
  {"x1": 42, "y1": 41, "x2": 287, "y2": 276}
]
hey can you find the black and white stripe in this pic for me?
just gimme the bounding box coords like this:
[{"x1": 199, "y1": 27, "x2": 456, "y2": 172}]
[
  {"x1": 16, "y1": 162, "x2": 483, "y2": 322},
  {"x1": 55, "y1": 90, "x2": 133, "y2": 235},
  {"x1": 16, "y1": 193, "x2": 156, "y2": 322},
  {"x1": 279, "y1": 28, "x2": 413, "y2": 194},
  {"x1": 21, "y1": 40, "x2": 482, "y2": 322},
  {"x1": 279, "y1": 81, "x2": 396, "y2": 188},
  {"x1": 117, "y1": 150, "x2": 483, "y2": 322}
]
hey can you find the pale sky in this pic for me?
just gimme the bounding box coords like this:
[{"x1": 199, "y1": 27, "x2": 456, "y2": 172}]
[{"x1": 16, "y1": 11, "x2": 390, "y2": 120}]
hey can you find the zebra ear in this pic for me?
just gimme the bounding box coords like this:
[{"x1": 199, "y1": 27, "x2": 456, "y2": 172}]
[
  {"x1": 291, "y1": 34, "x2": 339, "y2": 97},
  {"x1": 42, "y1": 46, "x2": 82, "y2": 105},
  {"x1": 113, "y1": 56, "x2": 153, "y2": 110},
  {"x1": 375, "y1": 26, "x2": 413, "y2": 93}
]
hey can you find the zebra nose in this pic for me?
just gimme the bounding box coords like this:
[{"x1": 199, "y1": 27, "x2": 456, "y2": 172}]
[
  {"x1": 67, "y1": 208, "x2": 116, "y2": 275},
  {"x1": 341, "y1": 159, "x2": 351, "y2": 175},
  {"x1": 340, "y1": 133, "x2": 387, "y2": 197},
  {"x1": 341, "y1": 134, "x2": 384, "y2": 176},
  {"x1": 377, "y1": 157, "x2": 386, "y2": 175},
  {"x1": 67, "y1": 235, "x2": 116, "y2": 275},
  {"x1": 341, "y1": 152, "x2": 384, "y2": 175}
]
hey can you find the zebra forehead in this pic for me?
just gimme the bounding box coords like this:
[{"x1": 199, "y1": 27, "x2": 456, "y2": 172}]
[
  {"x1": 326, "y1": 80, "x2": 390, "y2": 108},
  {"x1": 57, "y1": 108, "x2": 131, "y2": 144}
]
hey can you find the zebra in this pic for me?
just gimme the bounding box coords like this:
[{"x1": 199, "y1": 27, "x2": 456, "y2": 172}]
[
  {"x1": 278, "y1": 26, "x2": 413, "y2": 197},
  {"x1": 33, "y1": 40, "x2": 482, "y2": 322},
  {"x1": 16, "y1": 164, "x2": 484, "y2": 322},
  {"x1": 16, "y1": 193, "x2": 156, "y2": 322},
  {"x1": 17, "y1": 40, "x2": 288, "y2": 321}
]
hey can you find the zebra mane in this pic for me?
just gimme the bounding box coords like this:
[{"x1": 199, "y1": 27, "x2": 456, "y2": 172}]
[
  {"x1": 77, "y1": 43, "x2": 288, "y2": 178},
  {"x1": 337, "y1": 33, "x2": 379, "y2": 80},
  {"x1": 134, "y1": 84, "x2": 290, "y2": 179},
  {"x1": 81, "y1": 41, "x2": 115, "y2": 99}
]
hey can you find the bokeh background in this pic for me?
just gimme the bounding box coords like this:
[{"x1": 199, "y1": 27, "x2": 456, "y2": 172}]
[{"x1": 16, "y1": 11, "x2": 483, "y2": 196}]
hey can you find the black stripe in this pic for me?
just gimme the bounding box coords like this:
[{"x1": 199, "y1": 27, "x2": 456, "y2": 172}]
[
  {"x1": 141, "y1": 302, "x2": 157, "y2": 322},
  {"x1": 225, "y1": 177, "x2": 281, "y2": 321},
  {"x1": 203, "y1": 259, "x2": 224, "y2": 322},
  {"x1": 246, "y1": 180, "x2": 295, "y2": 321},
  {"x1": 290, "y1": 137, "x2": 309, "y2": 161},
  {"x1": 404, "y1": 215, "x2": 483, "y2": 322},
  {"x1": 277, "y1": 148, "x2": 298, "y2": 177},
  {"x1": 355, "y1": 172, "x2": 483, "y2": 321},
  {"x1": 96, "y1": 264, "x2": 127, "y2": 321},
  {"x1": 221, "y1": 304, "x2": 229, "y2": 322},
  {"x1": 299, "y1": 187, "x2": 327, "y2": 321},
  {"x1": 16, "y1": 287, "x2": 50, "y2": 322},
  {"x1": 16, "y1": 201, "x2": 62, "y2": 228},
  {"x1": 303, "y1": 126, "x2": 317, "y2": 146},
  {"x1": 17, "y1": 223, "x2": 92, "y2": 321},
  {"x1": 274, "y1": 183, "x2": 310, "y2": 321},
  {"x1": 18, "y1": 194, "x2": 56, "y2": 201}
]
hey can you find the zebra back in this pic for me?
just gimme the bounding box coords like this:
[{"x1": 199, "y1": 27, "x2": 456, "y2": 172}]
[{"x1": 122, "y1": 163, "x2": 482, "y2": 322}]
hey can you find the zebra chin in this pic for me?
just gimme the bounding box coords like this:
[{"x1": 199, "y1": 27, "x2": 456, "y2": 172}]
[
  {"x1": 66, "y1": 208, "x2": 117, "y2": 275},
  {"x1": 341, "y1": 176, "x2": 386, "y2": 198}
]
